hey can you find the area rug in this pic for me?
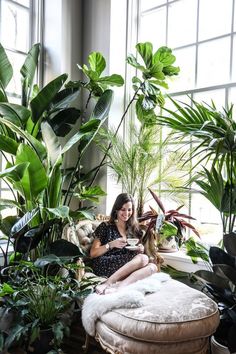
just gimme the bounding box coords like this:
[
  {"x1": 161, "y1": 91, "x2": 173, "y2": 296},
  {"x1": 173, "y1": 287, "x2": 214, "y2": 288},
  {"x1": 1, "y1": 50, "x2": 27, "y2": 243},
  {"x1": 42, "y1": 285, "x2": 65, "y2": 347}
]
[{"x1": 82, "y1": 272, "x2": 170, "y2": 336}]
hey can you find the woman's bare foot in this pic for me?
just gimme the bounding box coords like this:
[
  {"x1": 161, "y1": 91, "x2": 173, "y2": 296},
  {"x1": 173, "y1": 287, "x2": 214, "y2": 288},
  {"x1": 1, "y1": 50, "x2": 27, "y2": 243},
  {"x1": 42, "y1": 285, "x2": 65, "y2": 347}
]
[
  {"x1": 104, "y1": 286, "x2": 118, "y2": 295},
  {"x1": 95, "y1": 282, "x2": 109, "y2": 294}
]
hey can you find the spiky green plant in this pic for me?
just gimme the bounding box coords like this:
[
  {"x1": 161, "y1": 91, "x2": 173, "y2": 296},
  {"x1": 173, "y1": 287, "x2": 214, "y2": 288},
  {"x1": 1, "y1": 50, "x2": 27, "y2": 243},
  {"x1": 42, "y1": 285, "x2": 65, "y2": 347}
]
[
  {"x1": 158, "y1": 97, "x2": 236, "y2": 234},
  {"x1": 97, "y1": 121, "x2": 188, "y2": 217}
]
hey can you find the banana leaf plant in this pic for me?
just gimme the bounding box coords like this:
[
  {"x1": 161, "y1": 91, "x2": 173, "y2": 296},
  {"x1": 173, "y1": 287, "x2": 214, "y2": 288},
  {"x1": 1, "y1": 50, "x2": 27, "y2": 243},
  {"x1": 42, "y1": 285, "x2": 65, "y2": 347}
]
[
  {"x1": 0, "y1": 43, "x2": 124, "y2": 261},
  {"x1": 157, "y1": 98, "x2": 236, "y2": 236},
  {"x1": 139, "y1": 188, "x2": 200, "y2": 248},
  {"x1": 193, "y1": 234, "x2": 236, "y2": 353}
]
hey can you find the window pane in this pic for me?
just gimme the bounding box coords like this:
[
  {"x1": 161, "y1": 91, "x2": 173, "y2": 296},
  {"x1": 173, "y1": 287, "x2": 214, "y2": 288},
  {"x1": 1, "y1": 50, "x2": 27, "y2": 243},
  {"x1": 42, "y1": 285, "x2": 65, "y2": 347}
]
[
  {"x1": 197, "y1": 37, "x2": 230, "y2": 87},
  {"x1": 168, "y1": 0, "x2": 197, "y2": 48},
  {"x1": 13, "y1": 0, "x2": 30, "y2": 7},
  {"x1": 228, "y1": 87, "x2": 236, "y2": 107},
  {"x1": 199, "y1": 0, "x2": 232, "y2": 41},
  {"x1": 193, "y1": 89, "x2": 226, "y2": 109},
  {"x1": 1, "y1": 1, "x2": 30, "y2": 52},
  {"x1": 140, "y1": 0, "x2": 166, "y2": 11},
  {"x1": 1, "y1": 191, "x2": 17, "y2": 219},
  {"x1": 191, "y1": 193, "x2": 222, "y2": 245},
  {"x1": 139, "y1": 7, "x2": 166, "y2": 45},
  {"x1": 5, "y1": 50, "x2": 26, "y2": 95},
  {"x1": 231, "y1": 35, "x2": 236, "y2": 81},
  {"x1": 169, "y1": 46, "x2": 196, "y2": 92}
]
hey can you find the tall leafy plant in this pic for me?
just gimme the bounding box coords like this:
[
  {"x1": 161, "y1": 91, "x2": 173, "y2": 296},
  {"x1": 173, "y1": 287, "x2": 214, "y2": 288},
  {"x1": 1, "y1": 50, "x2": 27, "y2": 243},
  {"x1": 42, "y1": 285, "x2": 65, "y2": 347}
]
[
  {"x1": 157, "y1": 98, "x2": 236, "y2": 237},
  {"x1": 90, "y1": 42, "x2": 180, "y2": 186},
  {"x1": 0, "y1": 43, "x2": 123, "y2": 259}
]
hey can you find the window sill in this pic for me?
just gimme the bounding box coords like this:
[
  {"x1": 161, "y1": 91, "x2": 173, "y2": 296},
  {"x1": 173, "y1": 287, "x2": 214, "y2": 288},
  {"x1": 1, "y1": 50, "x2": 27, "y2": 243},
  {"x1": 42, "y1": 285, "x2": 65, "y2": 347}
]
[{"x1": 162, "y1": 249, "x2": 209, "y2": 273}]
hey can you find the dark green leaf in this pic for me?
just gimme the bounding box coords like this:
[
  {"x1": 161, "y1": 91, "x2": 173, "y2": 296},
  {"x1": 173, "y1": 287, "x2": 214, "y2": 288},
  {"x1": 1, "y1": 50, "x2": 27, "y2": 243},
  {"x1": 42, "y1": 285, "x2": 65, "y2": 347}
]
[
  {"x1": 0, "y1": 103, "x2": 31, "y2": 125},
  {"x1": 0, "y1": 134, "x2": 19, "y2": 154},
  {"x1": 11, "y1": 208, "x2": 39, "y2": 237},
  {"x1": 30, "y1": 73, "x2": 68, "y2": 123},
  {"x1": 0, "y1": 43, "x2": 13, "y2": 89},
  {"x1": 50, "y1": 87, "x2": 81, "y2": 109},
  {"x1": 90, "y1": 89, "x2": 113, "y2": 120},
  {"x1": 20, "y1": 43, "x2": 40, "y2": 88},
  {"x1": 49, "y1": 107, "x2": 81, "y2": 136}
]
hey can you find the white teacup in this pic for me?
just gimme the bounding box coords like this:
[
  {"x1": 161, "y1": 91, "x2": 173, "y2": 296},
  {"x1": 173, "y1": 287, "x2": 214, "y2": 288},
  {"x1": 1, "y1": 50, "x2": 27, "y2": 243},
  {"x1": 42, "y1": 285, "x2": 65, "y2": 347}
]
[{"x1": 126, "y1": 238, "x2": 139, "y2": 247}]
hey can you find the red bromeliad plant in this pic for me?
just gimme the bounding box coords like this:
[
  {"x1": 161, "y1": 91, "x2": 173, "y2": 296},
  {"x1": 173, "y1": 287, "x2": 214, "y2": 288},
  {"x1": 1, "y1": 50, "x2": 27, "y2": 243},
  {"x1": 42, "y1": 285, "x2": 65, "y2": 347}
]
[{"x1": 140, "y1": 189, "x2": 200, "y2": 247}]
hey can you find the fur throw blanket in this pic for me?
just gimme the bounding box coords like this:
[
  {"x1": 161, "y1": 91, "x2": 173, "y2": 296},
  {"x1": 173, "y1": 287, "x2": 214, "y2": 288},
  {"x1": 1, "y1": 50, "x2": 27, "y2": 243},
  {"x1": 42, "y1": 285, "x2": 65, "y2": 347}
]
[{"x1": 82, "y1": 272, "x2": 170, "y2": 336}]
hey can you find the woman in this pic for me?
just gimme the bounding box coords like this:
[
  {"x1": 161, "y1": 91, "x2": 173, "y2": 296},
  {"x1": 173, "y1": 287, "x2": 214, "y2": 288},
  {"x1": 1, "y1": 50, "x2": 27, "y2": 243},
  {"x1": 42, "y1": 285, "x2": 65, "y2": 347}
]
[{"x1": 90, "y1": 193, "x2": 157, "y2": 294}]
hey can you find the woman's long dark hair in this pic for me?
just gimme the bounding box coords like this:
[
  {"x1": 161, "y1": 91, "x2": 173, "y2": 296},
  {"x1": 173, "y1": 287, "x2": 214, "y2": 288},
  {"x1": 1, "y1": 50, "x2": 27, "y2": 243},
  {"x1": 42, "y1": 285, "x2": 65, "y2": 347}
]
[{"x1": 109, "y1": 193, "x2": 141, "y2": 237}]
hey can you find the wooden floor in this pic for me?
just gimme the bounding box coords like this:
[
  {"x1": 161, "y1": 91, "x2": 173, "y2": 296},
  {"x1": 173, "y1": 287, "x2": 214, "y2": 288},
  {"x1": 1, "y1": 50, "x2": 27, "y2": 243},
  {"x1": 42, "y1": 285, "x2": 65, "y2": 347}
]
[{"x1": 62, "y1": 317, "x2": 107, "y2": 354}]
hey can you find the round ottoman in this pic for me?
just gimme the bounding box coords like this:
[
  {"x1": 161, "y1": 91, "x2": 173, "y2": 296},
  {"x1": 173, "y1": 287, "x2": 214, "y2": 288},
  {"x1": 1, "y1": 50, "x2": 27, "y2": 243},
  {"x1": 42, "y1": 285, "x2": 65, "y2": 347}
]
[{"x1": 95, "y1": 279, "x2": 219, "y2": 354}]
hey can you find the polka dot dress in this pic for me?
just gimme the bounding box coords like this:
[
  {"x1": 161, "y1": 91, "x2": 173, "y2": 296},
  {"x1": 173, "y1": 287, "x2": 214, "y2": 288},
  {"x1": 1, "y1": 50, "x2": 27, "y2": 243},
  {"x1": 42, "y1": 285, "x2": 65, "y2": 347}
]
[{"x1": 92, "y1": 222, "x2": 139, "y2": 277}]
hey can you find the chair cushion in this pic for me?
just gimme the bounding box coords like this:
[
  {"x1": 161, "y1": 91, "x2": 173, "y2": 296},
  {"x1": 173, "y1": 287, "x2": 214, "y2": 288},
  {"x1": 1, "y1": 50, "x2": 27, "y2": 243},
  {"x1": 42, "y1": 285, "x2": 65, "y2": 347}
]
[{"x1": 97, "y1": 279, "x2": 219, "y2": 343}]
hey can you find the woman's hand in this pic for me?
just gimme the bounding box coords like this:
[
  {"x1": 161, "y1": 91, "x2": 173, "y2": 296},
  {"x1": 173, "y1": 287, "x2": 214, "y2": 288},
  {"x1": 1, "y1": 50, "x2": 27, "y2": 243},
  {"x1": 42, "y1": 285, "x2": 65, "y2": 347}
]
[
  {"x1": 109, "y1": 238, "x2": 127, "y2": 249},
  {"x1": 137, "y1": 243, "x2": 144, "y2": 253}
]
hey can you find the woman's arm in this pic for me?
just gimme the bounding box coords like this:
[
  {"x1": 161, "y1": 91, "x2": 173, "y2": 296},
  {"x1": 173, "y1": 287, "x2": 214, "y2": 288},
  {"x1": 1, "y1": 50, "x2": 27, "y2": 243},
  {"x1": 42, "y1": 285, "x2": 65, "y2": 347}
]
[
  {"x1": 90, "y1": 237, "x2": 127, "y2": 258},
  {"x1": 90, "y1": 238, "x2": 110, "y2": 258}
]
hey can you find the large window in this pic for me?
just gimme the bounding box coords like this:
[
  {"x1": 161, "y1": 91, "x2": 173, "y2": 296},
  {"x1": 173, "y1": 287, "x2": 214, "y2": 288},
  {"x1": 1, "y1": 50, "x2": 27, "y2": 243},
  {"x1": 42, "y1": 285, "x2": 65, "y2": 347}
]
[
  {"x1": 136, "y1": 0, "x2": 236, "y2": 244},
  {"x1": 0, "y1": 0, "x2": 42, "y2": 221}
]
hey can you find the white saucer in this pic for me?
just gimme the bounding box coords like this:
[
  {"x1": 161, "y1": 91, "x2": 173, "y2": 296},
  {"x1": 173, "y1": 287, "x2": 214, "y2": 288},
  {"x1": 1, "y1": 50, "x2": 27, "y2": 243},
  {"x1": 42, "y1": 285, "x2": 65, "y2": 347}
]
[{"x1": 125, "y1": 246, "x2": 139, "y2": 251}]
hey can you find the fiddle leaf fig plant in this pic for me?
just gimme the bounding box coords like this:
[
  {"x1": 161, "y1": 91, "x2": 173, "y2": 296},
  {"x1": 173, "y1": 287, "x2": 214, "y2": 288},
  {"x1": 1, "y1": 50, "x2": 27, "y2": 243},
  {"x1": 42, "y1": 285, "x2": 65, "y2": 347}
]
[{"x1": 92, "y1": 42, "x2": 180, "y2": 186}]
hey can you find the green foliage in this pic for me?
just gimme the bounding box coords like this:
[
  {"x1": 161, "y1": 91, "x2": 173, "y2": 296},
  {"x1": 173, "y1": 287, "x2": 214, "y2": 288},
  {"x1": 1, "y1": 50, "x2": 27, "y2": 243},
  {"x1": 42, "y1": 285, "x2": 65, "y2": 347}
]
[
  {"x1": 0, "y1": 258, "x2": 95, "y2": 352},
  {"x1": 0, "y1": 43, "x2": 123, "y2": 260},
  {"x1": 192, "y1": 234, "x2": 236, "y2": 350},
  {"x1": 140, "y1": 188, "x2": 199, "y2": 247},
  {"x1": 127, "y1": 43, "x2": 179, "y2": 124},
  {"x1": 158, "y1": 98, "x2": 236, "y2": 234}
]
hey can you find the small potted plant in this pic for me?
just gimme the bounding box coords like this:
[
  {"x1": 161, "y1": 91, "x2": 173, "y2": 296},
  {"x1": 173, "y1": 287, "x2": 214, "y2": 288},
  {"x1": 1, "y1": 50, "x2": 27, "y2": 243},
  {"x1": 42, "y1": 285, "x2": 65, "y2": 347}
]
[
  {"x1": 140, "y1": 188, "x2": 200, "y2": 252},
  {"x1": 0, "y1": 256, "x2": 94, "y2": 353}
]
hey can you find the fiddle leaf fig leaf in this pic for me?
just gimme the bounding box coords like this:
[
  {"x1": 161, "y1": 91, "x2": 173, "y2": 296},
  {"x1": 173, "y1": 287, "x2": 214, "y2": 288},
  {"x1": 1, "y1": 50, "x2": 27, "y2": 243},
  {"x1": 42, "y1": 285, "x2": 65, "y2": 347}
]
[
  {"x1": 44, "y1": 206, "x2": 70, "y2": 219},
  {"x1": 126, "y1": 54, "x2": 146, "y2": 72},
  {"x1": 163, "y1": 65, "x2": 180, "y2": 76},
  {"x1": 136, "y1": 42, "x2": 153, "y2": 68},
  {"x1": 75, "y1": 185, "x2": 107, "y2": 203},
  {"x1": 153, "y1": 46, "x2": 176, "y2": 67},
  {"x1": 148, "y1": 63, "x2": 165, "y2": 80},
  {"x1": 88, "y1": 52, "x2": 106, "y2": 76},
  {"x1": 98, "y1": 74, "x2": 124, "y2": 87}
]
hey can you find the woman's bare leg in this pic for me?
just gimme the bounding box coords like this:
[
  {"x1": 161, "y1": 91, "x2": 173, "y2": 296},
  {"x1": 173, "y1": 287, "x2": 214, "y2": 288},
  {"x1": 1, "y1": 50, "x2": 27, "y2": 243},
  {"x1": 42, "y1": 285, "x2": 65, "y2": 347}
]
[
  {"x1": 105, "y1": 263, "x2": 158, "y2": 294},
  {"x1": 96, "y1": 255, "x2": 158, "y2": 294},
  {"x1": 108, "y1": 254, "x2": 149, "y2": 284}
]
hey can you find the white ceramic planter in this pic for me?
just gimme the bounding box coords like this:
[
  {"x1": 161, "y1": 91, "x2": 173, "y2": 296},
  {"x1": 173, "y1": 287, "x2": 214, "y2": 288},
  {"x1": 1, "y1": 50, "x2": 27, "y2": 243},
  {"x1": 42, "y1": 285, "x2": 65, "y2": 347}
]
[{"x1": 211, "y1": 336, "x2": 230, "y2": 354}]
